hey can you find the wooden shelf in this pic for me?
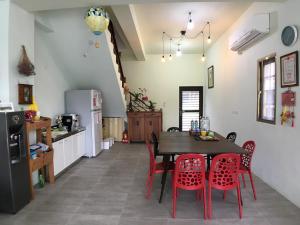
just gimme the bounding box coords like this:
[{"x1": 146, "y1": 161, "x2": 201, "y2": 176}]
[{"x1": 25, "y1": 116, "x2": 55, "y2": 200}]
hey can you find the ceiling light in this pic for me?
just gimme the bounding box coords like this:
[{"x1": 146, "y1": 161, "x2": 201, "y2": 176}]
[
  {"x1": 161, "y1": 55, "x2": 166, "y2": 63},
  {"x1": 161, "y1": 13, "x2": 212, "y2": 58},
  {"x1": 187, "y1": 12, "x2": 194, "y2": 30},
  {"x1": 176, "y1": 46, "x2": 182, "y2": 57},
  {"x1": 201, "y1": 54, "x2": 206, "y2": 62},
  {"x1": 207, "y1": 36, "x2": 212, "y2": 44}
]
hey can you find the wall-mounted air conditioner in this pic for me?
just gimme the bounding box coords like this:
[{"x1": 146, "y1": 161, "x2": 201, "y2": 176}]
[{"x1": 229, "y1": 13, "x2": 270, "y2": 53}]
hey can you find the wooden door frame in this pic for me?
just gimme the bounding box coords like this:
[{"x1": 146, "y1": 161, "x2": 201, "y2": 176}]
[{"x1": 179, "y1": 86, "x2": 203, "y2": 131}]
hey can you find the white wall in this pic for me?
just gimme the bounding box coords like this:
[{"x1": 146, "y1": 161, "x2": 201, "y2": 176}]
[
  {"x1": 34, "y1": 25, "x2": 74, "y2": 120},
  {"x1": 206, "y1": 0, "x2": 300, "y2": 207},
  {"x1": 8, "y1": 2, "x2": 35, "y2": 110},
  {"x1": 122, "y1": 54, "x2": 204, "y2": 130},
  {"x1": 0, "y1": 0, "x2": 10, "y2": 103}
]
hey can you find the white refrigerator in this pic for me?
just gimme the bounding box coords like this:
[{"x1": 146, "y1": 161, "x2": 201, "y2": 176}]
[{"x1": 65, "y1": 90, "x2": 103, "y2": 157}]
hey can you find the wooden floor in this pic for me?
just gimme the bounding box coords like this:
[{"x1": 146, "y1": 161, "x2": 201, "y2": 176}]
[{"x1": 0, "y1": 142, "x2": 299, "y2": 225}]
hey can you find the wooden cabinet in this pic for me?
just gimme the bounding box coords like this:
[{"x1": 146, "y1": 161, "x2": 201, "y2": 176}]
[
  {"x1": 25, "y1": 117, "x2": 54, "y2": 199},
  {"x1": 128, "y1": 111, "x2": 162, "y2": 143}
]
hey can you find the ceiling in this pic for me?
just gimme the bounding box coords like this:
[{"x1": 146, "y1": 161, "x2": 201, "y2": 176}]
[
  {"x1": 133, "y1": 2, "x2": 252, "y2": 54},
  {"x1": 12, "y1": 0, "x2": 285, "y2": 57}
]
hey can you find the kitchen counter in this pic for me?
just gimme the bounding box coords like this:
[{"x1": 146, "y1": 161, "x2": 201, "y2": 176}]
[{"x1": 52, "y1": 127, "x2": 86, "y2": 143}]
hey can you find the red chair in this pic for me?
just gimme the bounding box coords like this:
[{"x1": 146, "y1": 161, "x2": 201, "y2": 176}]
[
  {"x1": 240, "y1": 141, "x2": 257, "y2": 200},
  {"x1": 145, "y1": 143, "x2": 175, "y2": 199},
  {"x1": 208, "y1": 153, "x2": 242, "y2": 219},
  {"x1": 172, "y1": 154, "x2": 206, "y2": 219}
]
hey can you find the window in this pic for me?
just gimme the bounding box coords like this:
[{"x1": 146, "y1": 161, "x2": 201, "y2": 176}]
[
  {"x1": 257, "y1": 55, "x2": 276, "y2": 124},
  {"x1": 179, "y1": 87, "x2": 203, "y2": 131}
]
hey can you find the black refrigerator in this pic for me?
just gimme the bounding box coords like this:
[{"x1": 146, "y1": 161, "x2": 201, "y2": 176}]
[{"x1": 0, "y1": 111, "x2": 31, "y2": 214}]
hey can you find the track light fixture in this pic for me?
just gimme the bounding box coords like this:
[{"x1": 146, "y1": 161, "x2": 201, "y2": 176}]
[{"x1": 161, "y1": 12, "x2": 212, "y2": 62}]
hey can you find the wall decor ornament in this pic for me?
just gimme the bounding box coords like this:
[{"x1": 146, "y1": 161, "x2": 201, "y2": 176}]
[
  {"x1": 85, "y1": 7, "x2": 110, "y2": 36},
  {"x1": 18, "y1": 84, "x2": 33, "y2": 105},
  {"x1": 18, "y1": 45, "x2": 36, "y2": 76},
  {"x1": 280, "y1": 89, "x2": 296, "y2": 127},
  {"x1": 208, "y1": 66, "x2": 214, "y2": 89},
  {"x1": 280, "y1": 51, "x2": 299, "y2": 87}
]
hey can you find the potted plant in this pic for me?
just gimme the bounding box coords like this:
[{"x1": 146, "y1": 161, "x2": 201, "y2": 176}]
[
  {"x1": 139, "y1": 88, "x2": 148, "y2": 101},
  {"x1": 132, "y1": 91, "x2": 143, "y2": 101},
  {"x1": 149, "y1": 101, "x2": 157, "y2": 111}
]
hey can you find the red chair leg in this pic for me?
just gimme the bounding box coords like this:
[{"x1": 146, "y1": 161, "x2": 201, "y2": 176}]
[
  {"x1": 208, "y1": 186, "x2": 212, "y2": 219},
  {"x1": 203, "y1": 187, "x2": 207, "y2": 220},
  {"x1": 146, "y1": 174, "x2": 154, "y2": 199},
  {"x1": 242, "y1": 173, "x2": 246, "y2": 188},
  {"x1": 248, "y1": 170, "x2": 257, "y2": 200},
  {"x1": 237, "y1": 183, "x2": 243, "y2": 219},
  {"x1": 172, "y1": 186, "x2": 177, "y2": 218}
]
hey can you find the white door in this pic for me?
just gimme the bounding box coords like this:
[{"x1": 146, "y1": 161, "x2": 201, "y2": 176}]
[{"x1": 53, "y1": 140, "x2": 64, "y2": 176}]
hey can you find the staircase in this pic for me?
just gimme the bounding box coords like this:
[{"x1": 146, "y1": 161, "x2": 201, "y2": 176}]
[{"x1": 105, "y1": 22, "x2": 126, "y2": 110}]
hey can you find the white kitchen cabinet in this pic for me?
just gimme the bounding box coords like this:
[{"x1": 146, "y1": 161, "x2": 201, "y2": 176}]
[
  {"x1": 53, "y1": 131, "x2": 86, "y2": 176},
  {"x1": 63, "y1": 135, "x2": 74, "y2": 168},
  {"x1": 53, "y1": 140, "x2": 64, "y2": 176}
]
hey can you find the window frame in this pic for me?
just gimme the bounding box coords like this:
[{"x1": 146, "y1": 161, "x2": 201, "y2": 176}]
[
  {"x1": 179, "y1": 86, "x2": 203, "y2": 131},
  {"x1": 257, "y1": 54, "x2": 277, "y2": 124}
]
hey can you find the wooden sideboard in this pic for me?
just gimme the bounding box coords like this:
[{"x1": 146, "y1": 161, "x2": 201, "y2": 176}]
[{"x1": 127, "y1": 111, "x2": 162, "y2": 143}]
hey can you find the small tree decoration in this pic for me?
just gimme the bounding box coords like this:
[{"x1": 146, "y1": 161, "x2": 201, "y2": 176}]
[
  {"x1": 149, "y1": 101, "x2": 157, "y2": 111},
  {"x1": 138, "y1": 88, "x2": 148, "y2": 101},
  {"x1": 18, "y1": 45, "x2": 36, "y2": 76}
]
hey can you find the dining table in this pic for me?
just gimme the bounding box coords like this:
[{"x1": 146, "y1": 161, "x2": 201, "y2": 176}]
[{"x1": 158, "y1": 131, "x2": 247, "y2": 203}]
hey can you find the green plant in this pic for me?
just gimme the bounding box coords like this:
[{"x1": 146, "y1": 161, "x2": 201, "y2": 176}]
[
  {"x1": 149, "y1": 101, "x2": 157, "y2": 111},
  {"x1": 132, "y1": 91, "x2": 143, "y2": 101}
]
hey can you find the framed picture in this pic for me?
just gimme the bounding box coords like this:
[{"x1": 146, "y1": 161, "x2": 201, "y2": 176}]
[
  {"x1": 280, "y1": 51, "x2": 299, "y2": 87},
  {"x1": 18, "y1": 84, "x2": 33, "y2": 104},
  {"x1": 208, "y1": 66, "x2": 214, "y2": 89}
]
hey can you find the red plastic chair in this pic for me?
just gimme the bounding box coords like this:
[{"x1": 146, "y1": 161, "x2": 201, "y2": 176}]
[
  {"x1": 145, "y1": 143, "x2": 175, "y2": 199},
  {"x1": 172, "y1": 154, "x2": 206, "y2": 219},
  {"x1": 208, "y1": 153, "x2": 242, "y2": 219},
  {"x1": 240, "y1": 141, "x2": 257, "y2": 200}
]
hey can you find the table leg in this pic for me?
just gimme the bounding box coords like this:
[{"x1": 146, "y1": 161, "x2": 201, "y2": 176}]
[
  {"x1": 159, "y1": 155, "x2": 171, "y2": 203},
  {"x1": 207, "y1": 154, "x2": 211, "y2": 171}
]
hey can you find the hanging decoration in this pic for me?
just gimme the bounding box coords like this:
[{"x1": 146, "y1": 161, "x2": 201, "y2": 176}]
[
  {"x1": 84, "y1": 7, "x2": 110, "y2": 36},
  {"x1": 161, "y1": 11, "x2": 212, "y2": 63},
  {"x1": 280, "y1": 89, "x2": 296, "y2": 127},
  {"x1": 18, "y1": 45, "x2": 36, "y2": 76}
]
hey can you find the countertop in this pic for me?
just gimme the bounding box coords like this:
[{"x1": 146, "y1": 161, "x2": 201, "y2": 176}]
[{"x1": 52, "y1": 127, "x2": 86, "y2": 143}]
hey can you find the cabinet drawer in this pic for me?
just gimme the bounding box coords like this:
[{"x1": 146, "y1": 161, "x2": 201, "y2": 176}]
[
  {"x1": 145, "y1": 112, "x2": 161, "y2": 118},
  {"x1": 127, "y1": 112, "x2": 144, "y2": 118}
]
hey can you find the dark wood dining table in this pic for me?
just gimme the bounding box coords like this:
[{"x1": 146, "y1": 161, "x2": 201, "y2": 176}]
[{"x1": 158, "y1": 131, "x2": 246, "y2": 203}]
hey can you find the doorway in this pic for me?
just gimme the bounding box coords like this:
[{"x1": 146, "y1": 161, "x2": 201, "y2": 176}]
[{"x1": 179, "y1": 86, "x2": 203, "y2": 131}]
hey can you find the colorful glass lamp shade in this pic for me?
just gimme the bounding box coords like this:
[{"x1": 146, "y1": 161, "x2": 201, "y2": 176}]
[{"x1": 85, "y1": 7, "x2": 110, "y2": 35}]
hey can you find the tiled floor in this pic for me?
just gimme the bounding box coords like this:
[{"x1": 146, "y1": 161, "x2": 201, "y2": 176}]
[{"x1": 1, "y1": 143, "x2": 299, "y2": 225}]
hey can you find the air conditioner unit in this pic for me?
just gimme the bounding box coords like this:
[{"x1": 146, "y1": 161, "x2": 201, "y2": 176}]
[{"x1": 229, "y1": 13, "x2": 270, "y2": 53}]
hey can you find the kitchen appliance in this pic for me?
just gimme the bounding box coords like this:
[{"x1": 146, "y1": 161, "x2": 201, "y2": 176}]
[
  {"x1": 61, "y1": 114, "x2": 80, "y2": 131},
  {"x1": 65, "y1": 90, "x2": 103, "y2": 157},
  {"x1": 0, "y1": 111, "x2": 31, "y2": 214}
]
